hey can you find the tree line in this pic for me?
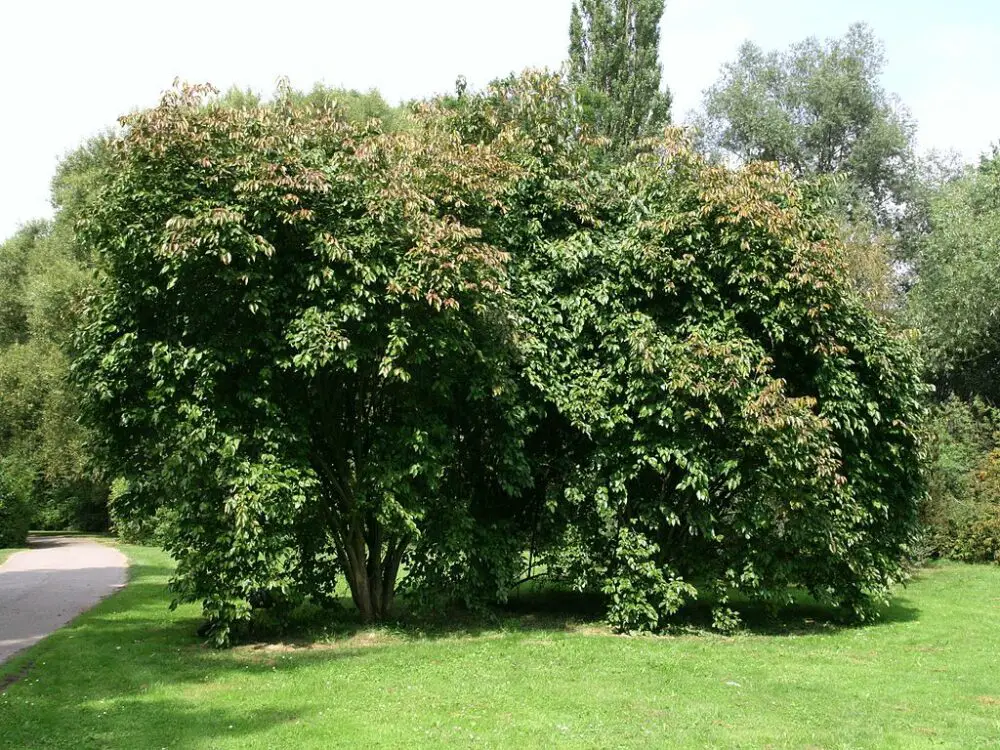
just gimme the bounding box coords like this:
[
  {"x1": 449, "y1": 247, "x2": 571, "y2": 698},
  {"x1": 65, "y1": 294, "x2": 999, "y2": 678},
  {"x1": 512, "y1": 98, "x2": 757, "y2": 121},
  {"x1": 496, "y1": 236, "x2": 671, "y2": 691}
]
[{"x1": 0, "y1": 1, "x2": 996, "y2": 640}]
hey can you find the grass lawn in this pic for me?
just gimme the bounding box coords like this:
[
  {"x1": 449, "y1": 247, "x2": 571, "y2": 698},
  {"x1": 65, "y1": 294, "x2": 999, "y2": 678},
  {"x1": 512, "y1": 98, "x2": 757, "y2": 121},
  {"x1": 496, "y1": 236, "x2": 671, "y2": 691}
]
[{"x1": 1, "y1": 548, "x2": 999, "y2": 749}]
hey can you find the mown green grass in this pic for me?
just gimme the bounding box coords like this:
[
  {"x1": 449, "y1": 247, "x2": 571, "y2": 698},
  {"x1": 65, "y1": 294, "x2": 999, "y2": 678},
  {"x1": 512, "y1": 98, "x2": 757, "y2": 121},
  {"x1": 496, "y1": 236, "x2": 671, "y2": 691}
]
[{"x1": 1, "y1": 547, "x2": 999, "y2": 749}]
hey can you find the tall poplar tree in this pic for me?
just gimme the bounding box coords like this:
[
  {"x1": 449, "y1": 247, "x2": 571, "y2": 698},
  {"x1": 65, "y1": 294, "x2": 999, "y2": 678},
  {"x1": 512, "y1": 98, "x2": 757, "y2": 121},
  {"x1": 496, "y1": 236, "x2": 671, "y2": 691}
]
[{"x1": 568, "y1": 0, "x2": 671, "y2": 151}]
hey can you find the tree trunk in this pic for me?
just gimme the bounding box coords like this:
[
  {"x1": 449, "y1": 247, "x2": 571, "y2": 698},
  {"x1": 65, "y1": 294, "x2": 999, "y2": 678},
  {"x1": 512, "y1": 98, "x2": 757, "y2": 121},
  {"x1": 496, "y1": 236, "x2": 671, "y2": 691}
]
[
  {"x1": 337, "y1": 516, "x2": 408, "y2": 622},
  {"x1": 311, "y1": 440, "x2": 409, "y2": 622}
]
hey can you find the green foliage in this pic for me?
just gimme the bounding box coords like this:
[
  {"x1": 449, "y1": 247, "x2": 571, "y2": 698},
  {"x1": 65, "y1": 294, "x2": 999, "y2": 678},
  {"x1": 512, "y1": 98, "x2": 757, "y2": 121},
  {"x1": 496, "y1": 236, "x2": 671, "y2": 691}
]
[
  {"x1": 289, "y1": 84, "x2": 409, "y2": 131},
  {"x1": 218, "y1": 83, "x2": 409, "y2": 131},
  {"x1": 75, "y1": 74, "x2": 927, "y2": 643},
  {"x1": 959, "y1": 449, "x2": 1000, "y2": 562},
  {"x1": 920, "y1": 398, "x2": 1000, "y2": 563},
  {"x1": 0, "y1": 135, "x2": 116, "y2": 534},
  {"x1": 905, "y1": 150, "x2": 1000, "y2": 401},
  {"x1": 75, "y1": 81, "x2": 533, "y2": 643},
  {"x1": 0, "y1": 222, "x2": 44, "y2": 347},
  {"x1": 952, "y1": 505, "x2": 1000, "y2": 563},
  {"x1": 834, "y1": 221, "x2": 896, "y2": 315},
  {"x1": 408, "y1": 74, "x2": 928, "y2": 629},
  {"x1": 568, "y1": 0, "x2": 671, "y2": 152},
  {"x1": 924, "y1": 398, "x2": 995, "y2": 523},
  {"x1": 943, "y1": 444, "x2": 1000, "y2": 564},
  {"x1": 0, "y1": 214, "x2": 109, "y2": 532},
  {"x1": 697, "y1": 23, "x2": 915, "y2": 231},
  {"x1": 106, "y1": 477, "x2": 168, "y2": 544},
  {"x1": 0, "y1": 471, "x2": 31, "y2": 547}
]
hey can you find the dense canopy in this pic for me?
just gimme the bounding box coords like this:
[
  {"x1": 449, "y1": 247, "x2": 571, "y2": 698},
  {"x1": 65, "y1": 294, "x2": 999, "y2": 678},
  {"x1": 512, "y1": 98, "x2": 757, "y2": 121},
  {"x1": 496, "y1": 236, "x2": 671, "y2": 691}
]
[{"x1": 73, "y1": 73, "x2": 927, "y2": 642}]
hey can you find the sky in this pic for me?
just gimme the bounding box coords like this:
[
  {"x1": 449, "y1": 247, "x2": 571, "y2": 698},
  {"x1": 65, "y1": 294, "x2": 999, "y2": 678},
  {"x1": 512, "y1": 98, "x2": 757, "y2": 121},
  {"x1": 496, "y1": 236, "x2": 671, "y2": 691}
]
[{"x1": 1, "y1": 0, "x2": 998, "y2": 240}]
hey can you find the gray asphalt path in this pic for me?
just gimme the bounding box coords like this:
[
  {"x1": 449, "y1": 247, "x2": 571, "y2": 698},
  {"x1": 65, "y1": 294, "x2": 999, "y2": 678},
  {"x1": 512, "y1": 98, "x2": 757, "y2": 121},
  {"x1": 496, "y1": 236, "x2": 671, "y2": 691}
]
[{"x1": 0, "y1": 536, "x2": 128, "y2": 665}]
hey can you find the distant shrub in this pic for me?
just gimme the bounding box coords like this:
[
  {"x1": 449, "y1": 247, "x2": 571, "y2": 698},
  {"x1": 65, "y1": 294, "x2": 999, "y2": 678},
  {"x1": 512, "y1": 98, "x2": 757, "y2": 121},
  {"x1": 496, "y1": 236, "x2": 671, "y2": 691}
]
[
  {"x1": 107, "y1": 477, "x2": 174, "y2": 545},
  {"x1": 953, "y1": 512, "x2": 1000, "y2": 563},
  {"x1": 0, "y1": 473, "x2": 31, "y2": 547},
  {"x1": 951, "y1": 450, "x2": 1000, "y2": 562},
  {"x1": 922, "y1": 400, "x2": 1000, "y2": 563}
]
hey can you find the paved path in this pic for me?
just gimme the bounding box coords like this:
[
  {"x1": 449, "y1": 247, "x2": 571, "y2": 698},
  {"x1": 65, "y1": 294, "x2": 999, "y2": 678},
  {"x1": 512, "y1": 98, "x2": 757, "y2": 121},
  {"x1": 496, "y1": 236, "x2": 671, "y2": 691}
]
[{"x1": 0, "y1": 536, "x2": 128, "y2": 665}]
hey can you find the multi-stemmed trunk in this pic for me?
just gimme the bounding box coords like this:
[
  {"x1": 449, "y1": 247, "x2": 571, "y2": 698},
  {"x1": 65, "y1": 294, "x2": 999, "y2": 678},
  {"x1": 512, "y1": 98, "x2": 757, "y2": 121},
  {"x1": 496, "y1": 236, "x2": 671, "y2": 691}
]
[
  {"x1": 312, "y1": 450, "x2": 409, "y2": 622},
  {"x1": 307, "y1": 367, "x2": 419, "y2": 622},
  {"x1": 334, "y1": 513, "x2": 409, "y2": 622}
]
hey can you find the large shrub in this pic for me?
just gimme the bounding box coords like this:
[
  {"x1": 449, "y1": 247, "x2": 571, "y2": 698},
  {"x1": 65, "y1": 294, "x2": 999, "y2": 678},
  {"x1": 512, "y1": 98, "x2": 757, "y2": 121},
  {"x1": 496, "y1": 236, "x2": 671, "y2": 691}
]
[
  {"x1": 76, "y1": 82, "x2": 534, "y2": 643},
  {"x1": 444, "y1": 74, "x2": 928, "y2": 629},
  {"x1": 75, "y1": 74, "x2": 928, "y2": 642}
]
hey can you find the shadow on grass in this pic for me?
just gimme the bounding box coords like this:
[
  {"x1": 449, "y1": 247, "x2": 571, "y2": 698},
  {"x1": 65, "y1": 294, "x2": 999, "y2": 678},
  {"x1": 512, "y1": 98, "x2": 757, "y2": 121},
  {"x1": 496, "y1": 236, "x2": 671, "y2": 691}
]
[
  {"x1": 0, "y1": 562, "x2": 368, "y2": 750},
  {"x1": 240, "y1": 577, "x2": 921, "y2": 646},
  {"x1": 663, "y1": 595, "x2": 919, "y2": 637},
  {"x1": 0, "y1": 556, "x2": 925, "y2": 749},
  {"x1": 503, "y1": 584, "x2": 919, "y2": 638}
]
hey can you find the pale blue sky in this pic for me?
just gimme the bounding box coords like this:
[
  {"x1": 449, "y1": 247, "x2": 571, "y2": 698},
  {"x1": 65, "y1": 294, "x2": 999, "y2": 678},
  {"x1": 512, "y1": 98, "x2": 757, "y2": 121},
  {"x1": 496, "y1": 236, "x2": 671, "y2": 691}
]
[{"x1": 1, "y1": 0, "x2": 997, "y2": 239}]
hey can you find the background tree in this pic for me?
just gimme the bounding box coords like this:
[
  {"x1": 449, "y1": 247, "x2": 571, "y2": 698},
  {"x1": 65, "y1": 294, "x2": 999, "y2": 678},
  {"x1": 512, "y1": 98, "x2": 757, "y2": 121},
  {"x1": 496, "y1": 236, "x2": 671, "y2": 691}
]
[
  {"x1": 901, "y1": 148, "x2": 1000, "y2": 564},
  {"x1": 696, "y1": 23, "x2": 920, "y2": 319},
  {"x1": 568, "y1": 0, "x2": 672, "y2": 152},
  {"x1": 905, "y1": 149, "x2": 1000, "y2": 402},
  {"x1": 0, "y1": 139, "x2": 113, "y2": 538},
  {"x1": 697, "y1": 23, "x2": 915, "y2": 230}
]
